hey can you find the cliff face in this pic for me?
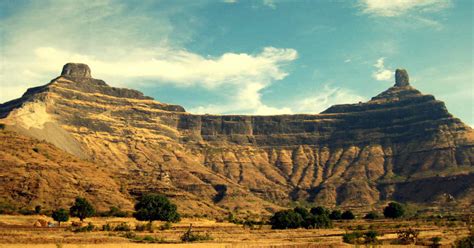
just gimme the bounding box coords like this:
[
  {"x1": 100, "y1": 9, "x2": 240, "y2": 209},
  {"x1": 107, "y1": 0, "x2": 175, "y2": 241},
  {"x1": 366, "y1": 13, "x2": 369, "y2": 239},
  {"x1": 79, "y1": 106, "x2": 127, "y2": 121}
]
[{"x1": 1, "y1": 64, "x2": 473, "y2": 214}]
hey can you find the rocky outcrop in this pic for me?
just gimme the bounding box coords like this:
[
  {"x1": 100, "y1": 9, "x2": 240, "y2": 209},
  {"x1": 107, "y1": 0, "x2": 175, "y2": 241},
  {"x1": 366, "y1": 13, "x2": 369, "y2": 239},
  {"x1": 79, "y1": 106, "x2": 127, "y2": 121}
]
[
  {"x1": 0, "y1": 64, "x2": 472, "y2": 214},
  {"x1": 395, "y1": 68, "x2": 409, "y2": 87},
  {"x1": 61, "y1": 63, "x2": 92, "y2": 79}
]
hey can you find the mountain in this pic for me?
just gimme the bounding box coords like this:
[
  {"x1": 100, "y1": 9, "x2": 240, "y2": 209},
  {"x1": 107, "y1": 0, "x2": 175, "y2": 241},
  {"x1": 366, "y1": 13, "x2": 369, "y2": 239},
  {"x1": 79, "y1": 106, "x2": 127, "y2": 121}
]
[{"x1": 1, "y1": 63, "x2": 472, "y2": 215}]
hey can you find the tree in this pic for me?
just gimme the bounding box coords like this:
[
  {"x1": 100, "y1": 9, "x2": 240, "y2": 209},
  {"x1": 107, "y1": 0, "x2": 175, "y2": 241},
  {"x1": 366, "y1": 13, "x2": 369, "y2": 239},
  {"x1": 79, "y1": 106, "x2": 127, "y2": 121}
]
[
  {"x1": 310, "y1": 206, "x2": 329, "y2": 216},
  {"x1": 306, "y1": 213, "x2": 333, "y2": 228},
  {"x1": 383, "y1": 202, "x2": 405, "y2": 219},
  {"x1": 70, "y1": 197, "x2": 95, "y2": 222},
  {"x1": 341, "y1": 210, "x2": 355, "y2": 220},
  {"x1": 52, "y1": 208, "x2": 69, "y2": 227},
  {"x1": 133, "y1": 193, "x2": 180, "y2": 223},
  {"x1": 270, "y1": 209, "x2": 304, "y2": 229},
  {"x1": 329, "y1": 210, "x2": 342, "y2": 220}
]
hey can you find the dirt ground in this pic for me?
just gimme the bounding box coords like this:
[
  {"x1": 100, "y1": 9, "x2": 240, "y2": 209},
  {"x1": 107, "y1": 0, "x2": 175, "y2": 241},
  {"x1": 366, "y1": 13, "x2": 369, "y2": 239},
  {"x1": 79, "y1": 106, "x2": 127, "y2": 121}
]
[{"x1": 0, "y1": 214, "x2": 470, "y2": 247}]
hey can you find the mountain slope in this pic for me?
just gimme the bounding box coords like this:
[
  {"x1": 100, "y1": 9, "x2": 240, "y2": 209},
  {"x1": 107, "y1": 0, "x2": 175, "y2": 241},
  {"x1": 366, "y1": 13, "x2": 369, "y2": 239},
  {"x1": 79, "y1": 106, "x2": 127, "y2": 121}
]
[{"x1": 1, "y1": 63, "x2": 472, "y2": 214}]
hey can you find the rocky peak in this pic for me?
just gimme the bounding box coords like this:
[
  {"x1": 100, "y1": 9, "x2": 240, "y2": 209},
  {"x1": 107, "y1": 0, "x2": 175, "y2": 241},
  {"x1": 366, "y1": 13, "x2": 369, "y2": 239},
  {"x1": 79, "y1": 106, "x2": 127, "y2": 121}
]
[
  {"x1": 61, "y1": 63, "x2": 91, "y2": 79},
  {"x1": 395, "y1": 69, "x2": 409, "y2": 87}
]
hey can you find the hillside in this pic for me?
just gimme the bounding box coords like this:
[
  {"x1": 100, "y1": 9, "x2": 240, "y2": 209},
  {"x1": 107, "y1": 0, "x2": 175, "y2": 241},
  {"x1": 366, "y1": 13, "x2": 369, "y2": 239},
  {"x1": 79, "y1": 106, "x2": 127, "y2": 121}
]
[{"x1": 0, "y1": 63, "x2": 472, "y2": 215}]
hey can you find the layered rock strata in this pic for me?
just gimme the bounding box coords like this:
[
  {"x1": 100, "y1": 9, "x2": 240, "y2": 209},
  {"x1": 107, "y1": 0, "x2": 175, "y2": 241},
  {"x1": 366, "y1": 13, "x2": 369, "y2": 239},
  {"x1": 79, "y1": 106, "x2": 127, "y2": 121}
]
[{"x1": 1, "y1": 63, "x2": 472, "y2": 214}]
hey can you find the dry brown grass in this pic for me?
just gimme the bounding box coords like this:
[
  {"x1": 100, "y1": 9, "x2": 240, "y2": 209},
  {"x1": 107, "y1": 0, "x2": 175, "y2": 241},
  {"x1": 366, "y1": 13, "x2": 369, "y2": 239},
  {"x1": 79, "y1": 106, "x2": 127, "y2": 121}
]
[{"x1": 0, "y1": 214, "x2": 471, "y2": 247}]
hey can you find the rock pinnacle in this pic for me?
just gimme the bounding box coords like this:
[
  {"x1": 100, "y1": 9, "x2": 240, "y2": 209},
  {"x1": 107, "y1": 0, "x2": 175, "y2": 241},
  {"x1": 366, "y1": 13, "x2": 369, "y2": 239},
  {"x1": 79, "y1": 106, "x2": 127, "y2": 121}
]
[
  {"x1": 395, "y1": 69, "x2": 409, "y2": 87},
  {"x1": 61, "y1": 63, "x2": 91, "y2": 78}
]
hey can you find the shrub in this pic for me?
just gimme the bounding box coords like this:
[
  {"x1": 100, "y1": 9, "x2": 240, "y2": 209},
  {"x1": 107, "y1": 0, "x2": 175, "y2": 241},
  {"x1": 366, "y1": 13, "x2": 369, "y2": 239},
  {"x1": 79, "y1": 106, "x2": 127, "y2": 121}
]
[
  {"x1": 19, "y1": 208, "x2": 35, "y2": 215},
  {"x1": 107, "y1": 206, "x2": 128, "y2": 217},
  {"x1": 341, "y1": 210, "x2": 355, "y2": 220},
  {"x1": 133, "y1": 194, "x2": 180, "y2": 223},
  {"x1": 364, "y1": 211, "x2": 379, "y2": 220},
  {"x1": 160, "y1": 221, "x2": 172, "y2": 230},
  {"x1": 102, "y1": 223, "x2": 112, "y2": 231},
  {"x1": 430, "y1": 236, "x2": 441, "y2": 248},
  {"x1": 311, "y1": 214, "x2": 333, "y2": 228},
  {"x1": 181, "y1": 230, "x2": 213, "y2": 242},
  {"x1": 35, "y1": 205, "x2": 42, "y2": 214},
  {"x1": 384, "y1": 202, "x2": 404, "y2": 219},
  {"x1": 343, "y1": 231, "x2": 363, "y2": 244},
  {"x1": 343, "y1": 231, "x2": 378, "y2": 244},
  {"x1": 73, "y1": 222, "x2": 95, "y2": 232},
  {"x1": 454, "y1": 232, "x2": 473, "y2": 248},
  {"x1": 113, "y1": 222, "x2": 131, "y2": 231},
  {"x1": 270, "y1": 209, "x2": 304, "y2": 229},
  {"x1": 396, "y1": 228, "x2": 420, "y2": 244},
  {"x1": 364, "y1": 230, "x2": 379, "y2": 244},
  {"x1": 310, "y1": 206, "x2": 329, "y2": 216},
  {"x1": 329, "y1": 210, "x2": 342, "y2": 220},
  {"x1": 70, "y1": 197, "x2": 95, "y2": 221},
  {"x1": 52, "y1": 208, "x2": 69, "y2": 227}
]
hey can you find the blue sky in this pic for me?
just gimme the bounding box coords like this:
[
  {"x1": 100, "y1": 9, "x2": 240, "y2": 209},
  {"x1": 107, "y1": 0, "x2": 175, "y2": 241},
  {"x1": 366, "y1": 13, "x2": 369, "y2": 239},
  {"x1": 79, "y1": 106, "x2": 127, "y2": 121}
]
[{"x1": 0, "y1": 0, "x2": 472, "y2": 125}]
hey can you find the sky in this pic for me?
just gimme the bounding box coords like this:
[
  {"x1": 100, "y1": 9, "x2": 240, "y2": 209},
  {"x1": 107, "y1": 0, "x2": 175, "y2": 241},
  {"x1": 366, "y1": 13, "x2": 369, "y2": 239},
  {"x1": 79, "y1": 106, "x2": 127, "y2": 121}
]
[{"x1": 0, "y1": 0, "x2": 472, "y2": 125}]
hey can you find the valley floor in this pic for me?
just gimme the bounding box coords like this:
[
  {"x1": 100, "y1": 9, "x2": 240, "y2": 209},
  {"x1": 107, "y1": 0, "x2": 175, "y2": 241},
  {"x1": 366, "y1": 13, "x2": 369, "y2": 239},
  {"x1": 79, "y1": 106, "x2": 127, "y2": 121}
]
[{"x1": 0, "y1": 215, "x2": 470, "y2": 247}]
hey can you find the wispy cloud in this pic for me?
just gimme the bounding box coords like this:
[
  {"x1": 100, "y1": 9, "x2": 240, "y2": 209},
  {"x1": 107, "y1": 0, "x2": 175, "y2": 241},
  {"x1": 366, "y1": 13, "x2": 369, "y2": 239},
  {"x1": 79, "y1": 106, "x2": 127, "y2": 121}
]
[
  {"x1": 263, "y1": 0, "x2": 276, "y2": 9},
  {"x1": 293, "y1": 85, "x2": 366, "y2": 114},
  {"x1": 372, "y1": 57, "x2": 392, "y2": 81},
  {"x1": 358, "y1": 0, "x2": 452, "y2": 17}
]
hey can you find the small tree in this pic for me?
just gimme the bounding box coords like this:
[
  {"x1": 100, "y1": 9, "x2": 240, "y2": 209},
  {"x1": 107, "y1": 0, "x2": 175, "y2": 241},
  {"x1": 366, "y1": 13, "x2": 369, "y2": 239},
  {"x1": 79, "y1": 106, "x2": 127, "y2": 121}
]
[
  {"x1": 329, "y1": 210, "x2": 342, "y2": 220},
  {"x1": 384, "y1": 202, "x2": 405, "y2": 219},
  {"x1": 310, "y1": 206, "x2": 329, "y2": 216},
  {"x1": 133, "y1": 193, "x2": 180, "y2": 223},
  {"x1": 270, "y1": 209, "x2": 304, "y2": 229},
  {"x1": 70, "y1": 197, "x2": 95, "y2": 222},
  {"x1": 341, "y1": 210, "x2": 355, "y2": 220},
  {"x1": 52, "y1": 208, "x2": 69, "y2": 227}
]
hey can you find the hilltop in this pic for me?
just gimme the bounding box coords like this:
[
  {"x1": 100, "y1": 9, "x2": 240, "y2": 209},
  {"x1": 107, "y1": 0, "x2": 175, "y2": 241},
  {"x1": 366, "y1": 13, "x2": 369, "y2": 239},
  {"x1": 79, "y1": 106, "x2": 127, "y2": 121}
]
[{"x1": 0, "y1": 63, "x2": 472, "y2": 215}]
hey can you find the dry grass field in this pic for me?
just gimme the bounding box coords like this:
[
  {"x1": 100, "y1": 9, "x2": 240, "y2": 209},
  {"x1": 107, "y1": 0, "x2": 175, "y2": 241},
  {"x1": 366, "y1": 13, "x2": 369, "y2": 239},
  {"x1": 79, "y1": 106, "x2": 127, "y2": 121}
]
[{"x1": 0, "y1": 214, "x2": 472, "y2": 248}]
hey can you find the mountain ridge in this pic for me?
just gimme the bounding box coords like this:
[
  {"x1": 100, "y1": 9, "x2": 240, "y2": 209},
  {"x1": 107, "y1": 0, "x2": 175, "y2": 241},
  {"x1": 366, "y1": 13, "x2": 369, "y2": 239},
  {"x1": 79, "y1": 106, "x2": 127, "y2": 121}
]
[{"x1": 1, "y1": 63, "x2": 472, "y2": 215}]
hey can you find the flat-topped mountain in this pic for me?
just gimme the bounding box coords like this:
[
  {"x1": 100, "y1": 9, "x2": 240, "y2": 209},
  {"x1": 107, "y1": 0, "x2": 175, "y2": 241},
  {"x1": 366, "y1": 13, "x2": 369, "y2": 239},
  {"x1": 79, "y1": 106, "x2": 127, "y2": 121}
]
[{"x1": 1, "y1": 63, "x2": 472, "y2": 215}]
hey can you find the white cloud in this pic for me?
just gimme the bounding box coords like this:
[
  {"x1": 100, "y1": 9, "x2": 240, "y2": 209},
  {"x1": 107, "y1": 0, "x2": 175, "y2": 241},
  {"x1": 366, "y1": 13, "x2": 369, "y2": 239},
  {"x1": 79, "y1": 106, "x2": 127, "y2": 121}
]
[
  {"x1": 0, "y1": 0, "x2": 366, "y2": 116},
  {"x1": 263, "y1": 0, "x2": 276, "y2": 9},
  {"x1": 358, "y1": 0, "x2": 451, "y2": 17},
  {"x1": 372, "y1": 57, "x2": 393, "y2": 81},
  {"x1": 31, "y1": 46, "x2": 297, "y2": 88},
  {"x1": 293, "y1": 85, "x2": 366, "y2": 114}
]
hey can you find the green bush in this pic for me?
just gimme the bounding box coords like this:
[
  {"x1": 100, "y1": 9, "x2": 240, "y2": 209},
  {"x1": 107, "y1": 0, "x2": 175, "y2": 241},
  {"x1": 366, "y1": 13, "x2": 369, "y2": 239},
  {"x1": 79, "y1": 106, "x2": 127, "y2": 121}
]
[
  {"x1": 364, "y1": 230, "x2": 379, "y2": 244},
  {"x1": 70, "y1": 197, "x2": 95, "y2": 222},
  {"x1": 341, "y1": 210, "x2": 355, "y2": 220},
  {"x1": 384, "y1": 202, "x2": 405, "y2": 219},
  {"x1": 430, "y1": 236, "x2": 441, "y2": 247},
  {"x1": 343, "y1": 230, "x2": 378, "y2": 244},
  {"x1": 454, "y1": 233, "x2": 473, "y2": 248},
  {"x1": 329, "y1": 210, "x2": 342, "y2": 220},
  {"x1": 35, "y1": 205, "x2": 42, "y2": 214},
  {"x1": 133, "y1": 194, "x2": 180, "y2": 223},
  {"x1": 270, "y1": 207, "x2": 332, "y2": 229},
  {"x1": 52, "y1": 208, "x2": 69, "y2": 227},
  {"x1": 113, "y1": 222, "x2": 131, "y2": 231},
  {"x1": 73, "y1": 222, "x2": 95, "y2": 232},
  {"x1": 270, "y1": 209, "x2": 304, "y2": 229},
  {"x1": 102, "y1": 223, "x2": 112, "y2": 231},
  {"x1": 364, "y1": 211, "x2": 379, "y2": 220},
  {"x1": 343, "y1": 231, "x2": 363, "y2": 244},
  {"x1": 310, "y1": 206, "x2": 329, "y2": 216}
]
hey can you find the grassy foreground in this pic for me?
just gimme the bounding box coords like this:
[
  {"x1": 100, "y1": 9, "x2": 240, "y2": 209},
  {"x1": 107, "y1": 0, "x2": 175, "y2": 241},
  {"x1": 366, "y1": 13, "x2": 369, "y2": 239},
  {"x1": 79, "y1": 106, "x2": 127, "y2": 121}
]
[{"x1": 0, "y1": 214, "x2": 471, "y2": 247}]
